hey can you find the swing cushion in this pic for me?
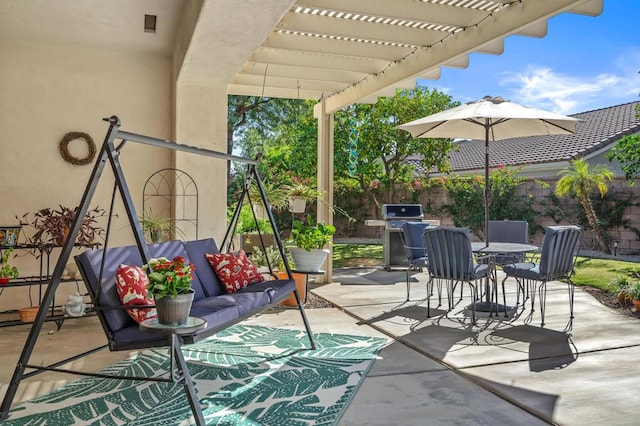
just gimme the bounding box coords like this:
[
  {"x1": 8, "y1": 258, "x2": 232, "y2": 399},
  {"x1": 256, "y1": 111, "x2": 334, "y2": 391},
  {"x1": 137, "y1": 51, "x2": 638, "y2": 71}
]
[
  {"x1": 205, "y1": 250, "x2": 264, "y2": 293},
  {"x1": 115, "y1": 264, "x2": 157, "y2": 323}
]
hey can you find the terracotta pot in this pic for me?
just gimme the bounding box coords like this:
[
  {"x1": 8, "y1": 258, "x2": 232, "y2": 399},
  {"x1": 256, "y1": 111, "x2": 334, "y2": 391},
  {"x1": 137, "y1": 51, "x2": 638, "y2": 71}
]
[
  {"x1": 56, "y1": 226, "x2": 71, "y2": 246},
  {"x1": 154, "y1": 291, "x2": 194, "y2": 325},
  {"x1": 633, "y1": 299, "x2": 640, "y2": 312},
  {"x1": 278, "y1": 272, "x2": 308, "y2": 307},
  {"x1": 618, "y1": 292, "x2": 633, "y2": 307},
  {"x1": 19, "y1": 306, "x2": 39, "y2": 323},
  {"x1": 0, "y1": 277, "x2": 9, "y2": 285}
]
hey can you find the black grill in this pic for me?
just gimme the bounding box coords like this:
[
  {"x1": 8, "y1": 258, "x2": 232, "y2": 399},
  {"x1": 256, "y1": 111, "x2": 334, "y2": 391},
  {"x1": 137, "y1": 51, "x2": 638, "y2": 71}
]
[{"x1": 381, "y1": 204, "x2": 424, "y2": 269}]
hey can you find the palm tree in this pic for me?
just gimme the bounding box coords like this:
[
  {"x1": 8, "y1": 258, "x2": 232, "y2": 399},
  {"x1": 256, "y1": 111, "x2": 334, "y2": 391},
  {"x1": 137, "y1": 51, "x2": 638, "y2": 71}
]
[{"x1": 555, "y1": 158, "x2": 614, "y2": 253}]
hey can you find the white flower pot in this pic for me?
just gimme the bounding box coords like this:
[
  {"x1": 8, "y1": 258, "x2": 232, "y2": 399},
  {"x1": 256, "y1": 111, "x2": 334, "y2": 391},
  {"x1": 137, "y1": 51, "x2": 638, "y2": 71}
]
[
  {"x1": 289, "y1": 247, "x2": 329, "y2": 272},
  {"x1": 288, "y1": 197, "x2": 307, "y2": 213},
  {"x1": 252, "y1": 203, "x2": 268, "y2": 220}
]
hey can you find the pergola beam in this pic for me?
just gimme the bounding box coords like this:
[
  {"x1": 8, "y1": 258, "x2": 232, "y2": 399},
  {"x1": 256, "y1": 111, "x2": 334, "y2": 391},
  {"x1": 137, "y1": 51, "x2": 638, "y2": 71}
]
[{"x1": 321, "y1": 0, "x2": 602, "y2": 113}]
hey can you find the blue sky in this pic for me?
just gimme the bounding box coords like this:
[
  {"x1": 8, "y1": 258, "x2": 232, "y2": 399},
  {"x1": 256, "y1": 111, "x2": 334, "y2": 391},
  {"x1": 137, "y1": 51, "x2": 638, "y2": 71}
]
[{"x1": 420, "y1": 0, "x2": 640, "y2": 115}]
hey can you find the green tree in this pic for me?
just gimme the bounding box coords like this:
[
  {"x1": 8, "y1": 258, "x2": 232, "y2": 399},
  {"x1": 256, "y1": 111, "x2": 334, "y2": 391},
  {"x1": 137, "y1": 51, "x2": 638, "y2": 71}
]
[
  {"x1": 334, "y1": 87, "x2": 458, "y2": 213},
  {"x1": 228, "y1": 96, "x2": 273, "y2": 156},
  {"x1": 605, "y1": 97, "x2": 640, "y2": 184},
  {"x1": 555, "y1": 158, "x2": 614, "y2": 253},
  {"x1": 606, "y1": 133, "x2": 640, "y2": 185},
  {"x1": 227, "y1": 96, "x2": 320, "y2": 232}
]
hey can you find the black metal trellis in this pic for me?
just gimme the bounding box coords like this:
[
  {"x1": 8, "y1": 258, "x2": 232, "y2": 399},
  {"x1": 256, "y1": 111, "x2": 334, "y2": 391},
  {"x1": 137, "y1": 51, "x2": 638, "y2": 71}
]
[{"x1": 143, "y1": 168, "x2": 198, "y2": 240}]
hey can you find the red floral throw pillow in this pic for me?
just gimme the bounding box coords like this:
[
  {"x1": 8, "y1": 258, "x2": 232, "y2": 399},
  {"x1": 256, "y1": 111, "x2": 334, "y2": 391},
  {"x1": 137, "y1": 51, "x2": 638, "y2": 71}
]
[
  {"x1": 116, "y1": 264, "x2": 157, "y2": 323},
  {"x1": 205, "y1": 250, "x2": 264, "y2": 293}
]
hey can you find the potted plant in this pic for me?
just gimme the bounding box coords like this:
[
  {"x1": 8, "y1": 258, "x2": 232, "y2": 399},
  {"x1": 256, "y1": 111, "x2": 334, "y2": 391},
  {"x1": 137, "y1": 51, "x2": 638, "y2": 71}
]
[
  {"x1": 249, "y1": 245, "x2": 282, "y2": 276},
  {"x1": 287, "y1": 178, "x2": 325, "y2": 213},
  {"x1": 0, "y1": 247, "x2": 19, "y2": 285},
  {"x1": 626, "y1": 280, "x2": 640, "y2": 312},
  {"x1": 611, "y1": 276, "x2": 634, "y2": 307},
  {"x1": 286, "y1": 182, "x2": 326, "y2": 214},
  {"x1": 139, "y1": 208, "x2": 184, "y2": 243},
  {"x1": 288, "y1": 215, "x2": 335, "y2": 272},
  {"x1": 144, "y1": 256, "x2": 195, "y2": 325},
  {"x1": 248, "y1": 181, "x2": 290, "y2": 219},
  {"x1": 249, "y1": 246, "x2": 308, "y2": 307},
  {"x1": 17, "y1": 205, "x2": 106, "y2": 253}
]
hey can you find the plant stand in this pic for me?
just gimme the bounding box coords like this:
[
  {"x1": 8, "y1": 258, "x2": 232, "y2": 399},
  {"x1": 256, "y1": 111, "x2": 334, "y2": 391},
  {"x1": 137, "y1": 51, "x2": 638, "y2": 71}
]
[{"x1": 139, "y1": 317, "x2": 207, "y2": 425}]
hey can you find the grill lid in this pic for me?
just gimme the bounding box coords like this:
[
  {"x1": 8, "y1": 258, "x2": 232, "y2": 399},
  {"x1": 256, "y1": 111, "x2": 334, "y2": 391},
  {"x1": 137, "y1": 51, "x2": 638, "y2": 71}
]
[{"x1": 382, "y1": 204, "x2": 423, "y2": 220}]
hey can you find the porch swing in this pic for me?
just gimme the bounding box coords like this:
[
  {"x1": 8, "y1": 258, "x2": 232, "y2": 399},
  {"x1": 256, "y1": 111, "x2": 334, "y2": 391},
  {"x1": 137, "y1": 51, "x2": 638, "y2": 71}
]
[{"x1": 0, "y1": 116, "x2": 315, "y2": 424}]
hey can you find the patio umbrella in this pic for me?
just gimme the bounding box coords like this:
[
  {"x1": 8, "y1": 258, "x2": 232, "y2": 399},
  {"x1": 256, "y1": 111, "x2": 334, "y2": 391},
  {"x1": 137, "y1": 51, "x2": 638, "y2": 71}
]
[{"x1": 396, "y1": 96, "x2": 579, "y2": 245}]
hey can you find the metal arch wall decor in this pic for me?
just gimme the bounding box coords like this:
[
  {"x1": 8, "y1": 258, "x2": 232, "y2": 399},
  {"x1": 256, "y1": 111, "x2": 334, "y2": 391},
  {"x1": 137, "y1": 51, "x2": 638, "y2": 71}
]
[{"x1": 143, "y1": 168, "x2": 199, "y2": 240}]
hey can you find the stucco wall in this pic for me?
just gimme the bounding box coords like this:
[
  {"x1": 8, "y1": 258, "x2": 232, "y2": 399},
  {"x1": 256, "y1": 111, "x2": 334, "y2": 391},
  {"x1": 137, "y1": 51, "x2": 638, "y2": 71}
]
[{"x1": 0, "y1": 41, "x2": 173, "y2": 310}]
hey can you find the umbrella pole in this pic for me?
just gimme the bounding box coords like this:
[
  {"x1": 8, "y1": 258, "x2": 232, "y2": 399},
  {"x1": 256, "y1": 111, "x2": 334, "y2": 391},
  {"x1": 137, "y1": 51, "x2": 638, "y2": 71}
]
[{"x1": 484, "y1": 124, "x2": 490, "y2": 246}]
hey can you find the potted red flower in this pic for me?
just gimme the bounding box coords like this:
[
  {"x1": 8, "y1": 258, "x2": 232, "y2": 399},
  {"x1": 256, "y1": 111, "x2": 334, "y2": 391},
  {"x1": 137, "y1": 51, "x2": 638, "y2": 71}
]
[
  {"x1": 143, "y1": 256, "x2": 195, "y2": 325},
  {"x1": 0, "y1": 247, "x2": 19, "y2": 285}
]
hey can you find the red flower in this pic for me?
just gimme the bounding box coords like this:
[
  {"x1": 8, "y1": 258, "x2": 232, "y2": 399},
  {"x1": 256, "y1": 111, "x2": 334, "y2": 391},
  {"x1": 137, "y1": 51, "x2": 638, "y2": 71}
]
[{"x1": 144, "y1": 256, "x2": 195, "y2": 297}]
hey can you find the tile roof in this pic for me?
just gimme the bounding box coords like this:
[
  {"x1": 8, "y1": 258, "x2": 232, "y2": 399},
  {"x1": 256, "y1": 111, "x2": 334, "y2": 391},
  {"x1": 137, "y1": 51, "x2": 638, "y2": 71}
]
[{"x1": 407, "y1": 101, "x2": 640, "y2": 174}]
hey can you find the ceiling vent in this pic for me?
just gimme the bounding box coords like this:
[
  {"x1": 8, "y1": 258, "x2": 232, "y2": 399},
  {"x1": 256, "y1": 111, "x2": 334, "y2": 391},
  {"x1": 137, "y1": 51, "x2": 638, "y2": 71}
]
[{"x1": 144, "y1": 14, "x2": 157, "y2": 33}]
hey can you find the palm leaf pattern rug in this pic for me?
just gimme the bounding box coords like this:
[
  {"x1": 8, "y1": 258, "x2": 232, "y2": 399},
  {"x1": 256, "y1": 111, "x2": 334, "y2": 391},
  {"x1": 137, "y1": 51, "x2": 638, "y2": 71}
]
[{"x1": 6, "y1": 325, "x2": 387, "y2": 425}]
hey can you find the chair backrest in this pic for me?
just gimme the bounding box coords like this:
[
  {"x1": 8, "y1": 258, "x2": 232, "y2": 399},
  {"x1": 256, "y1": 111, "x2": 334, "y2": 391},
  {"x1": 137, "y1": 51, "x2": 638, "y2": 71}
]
[
  {"x1": 423, "y1": 227, "x2": 473, "y2": 280},
  {"x1": 539, "y1": 226, "x2": 581, "y2": 280},
  {"x1": 401, "y1": 222, "x2": 430, "y2": 261},
  {"x1": 488, "y1": 220, "x2": 529, "y2": 244}
]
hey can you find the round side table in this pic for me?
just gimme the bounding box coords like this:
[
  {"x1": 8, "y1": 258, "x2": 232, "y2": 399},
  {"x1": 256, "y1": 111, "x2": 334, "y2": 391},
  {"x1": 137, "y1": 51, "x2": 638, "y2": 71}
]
[{"x1": 139, "y1": 316, "x2": 207, "y2": 425}]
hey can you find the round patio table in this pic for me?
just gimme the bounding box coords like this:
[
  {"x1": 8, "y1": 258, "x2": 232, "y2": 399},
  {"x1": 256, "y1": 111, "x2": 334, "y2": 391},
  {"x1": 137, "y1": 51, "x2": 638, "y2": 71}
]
[
  {"x1": 471, "y1": 242, "x2": 539, "y2": 313},
  {"x1": 471, "y1": 242, "x2": 539, "y2": 255}
]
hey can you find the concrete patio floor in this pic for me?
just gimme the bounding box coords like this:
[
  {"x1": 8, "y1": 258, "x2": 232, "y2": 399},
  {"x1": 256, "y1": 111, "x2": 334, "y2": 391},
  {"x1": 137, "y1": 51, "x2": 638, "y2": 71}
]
[{"x1": 0, "y1": 268, "x2": 638, "y2": 425}]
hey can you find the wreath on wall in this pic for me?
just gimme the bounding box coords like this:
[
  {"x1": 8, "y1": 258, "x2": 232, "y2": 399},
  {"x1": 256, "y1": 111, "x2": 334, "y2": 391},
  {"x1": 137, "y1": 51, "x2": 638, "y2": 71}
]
[{"x1": 59, "y1": 131, "x2": 96, "y2": 166}]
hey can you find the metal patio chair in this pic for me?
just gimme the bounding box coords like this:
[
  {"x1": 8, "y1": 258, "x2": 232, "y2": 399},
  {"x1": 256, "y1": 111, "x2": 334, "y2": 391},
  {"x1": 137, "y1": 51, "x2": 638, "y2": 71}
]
[
  {"x1": 488, "y1": 220, "x2": 530, "y2": 265},
  {"x1": 501, "y1": 225, "x2": 581, "y2": 328},
  {"x1": 400, "y1": 222, "x2": 430, "y2": 301},
  {"x1": 422, "y1": 227, "x2": 495, "y2": 324}
]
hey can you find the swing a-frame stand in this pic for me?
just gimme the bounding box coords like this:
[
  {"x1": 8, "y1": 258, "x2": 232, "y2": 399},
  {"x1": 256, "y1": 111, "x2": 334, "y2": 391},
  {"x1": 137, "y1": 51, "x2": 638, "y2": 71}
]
[{"x1": 0, "y1": 116, "x2": 314, "y2": 423}]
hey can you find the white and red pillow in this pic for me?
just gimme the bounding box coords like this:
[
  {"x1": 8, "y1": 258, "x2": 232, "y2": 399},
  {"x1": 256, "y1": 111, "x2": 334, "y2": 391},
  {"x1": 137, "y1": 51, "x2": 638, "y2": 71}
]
[
  {"x1": 205, "y1": 250, "x2": 264, "y2": 293},
  {"x1": 115, "y1": 264, "x2": 157, "y2": 323}
]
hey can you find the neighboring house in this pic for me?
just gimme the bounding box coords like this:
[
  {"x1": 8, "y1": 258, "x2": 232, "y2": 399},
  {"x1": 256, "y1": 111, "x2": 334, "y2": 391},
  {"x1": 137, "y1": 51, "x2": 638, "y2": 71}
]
[{"x1": 407, "y1": 101, "x2": 640, "y2": 179}]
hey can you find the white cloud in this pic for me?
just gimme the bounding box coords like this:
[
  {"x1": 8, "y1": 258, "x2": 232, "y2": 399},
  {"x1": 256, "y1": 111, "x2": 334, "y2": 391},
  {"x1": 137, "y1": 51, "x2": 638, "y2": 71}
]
[{"x1": 499, "y1": 58, "x2": 640, "y2": 114}]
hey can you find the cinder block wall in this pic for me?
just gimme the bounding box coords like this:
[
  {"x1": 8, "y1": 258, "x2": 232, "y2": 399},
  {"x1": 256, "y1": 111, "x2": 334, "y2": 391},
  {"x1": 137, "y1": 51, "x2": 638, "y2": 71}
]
[{"x1": 340, "y1": 178, "x2": 640, "y2": 255}]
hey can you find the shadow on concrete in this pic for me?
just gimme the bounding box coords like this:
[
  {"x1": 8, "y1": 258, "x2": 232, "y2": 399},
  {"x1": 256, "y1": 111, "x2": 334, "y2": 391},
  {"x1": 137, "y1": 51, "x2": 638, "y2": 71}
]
[
  {"x1": 477, "y1": 378, "x2": 560, "y2": 422},
  {"x1": 356, "y1": 302, "x2": 448, "y2": 326},
  {"x1": 491, "y1": 324, "x2": 577, "y2": 372}
]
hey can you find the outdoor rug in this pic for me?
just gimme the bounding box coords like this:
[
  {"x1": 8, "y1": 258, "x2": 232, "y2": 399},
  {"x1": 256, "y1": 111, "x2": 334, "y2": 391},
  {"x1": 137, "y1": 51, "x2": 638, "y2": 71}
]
[{"x1": 5, "y1": 325, "x2": 387, "y2": 425}]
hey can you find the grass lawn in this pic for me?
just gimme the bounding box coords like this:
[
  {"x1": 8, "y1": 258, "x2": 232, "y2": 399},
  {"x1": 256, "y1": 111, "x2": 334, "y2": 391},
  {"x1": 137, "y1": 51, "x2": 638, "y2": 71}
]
[
  {"x1": 332, "y1": 243, "x2": 640, "y2": 293},
  {"x1": 333, "y1": 244, "x2": 382, "y2": 268},
  {"x1": 573, "y1": 256, "x2": 640, "y2": 291}
]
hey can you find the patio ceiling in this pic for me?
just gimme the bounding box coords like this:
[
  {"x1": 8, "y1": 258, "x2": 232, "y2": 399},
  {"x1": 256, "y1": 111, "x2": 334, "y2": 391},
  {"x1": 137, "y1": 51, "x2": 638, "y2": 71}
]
[
  {"x1": 230, "y1": 0, "x2": 604, "y2": 113},
  {"x1": 0, "y1": 0, "x2": 603, "y2": 114}
]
